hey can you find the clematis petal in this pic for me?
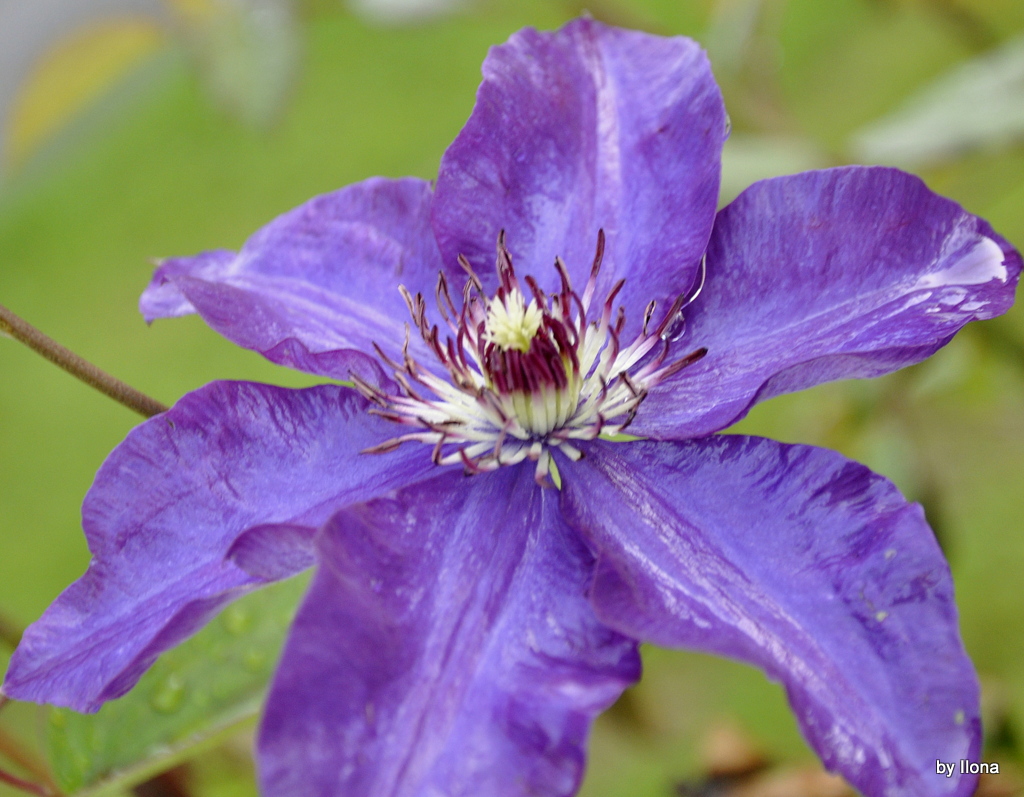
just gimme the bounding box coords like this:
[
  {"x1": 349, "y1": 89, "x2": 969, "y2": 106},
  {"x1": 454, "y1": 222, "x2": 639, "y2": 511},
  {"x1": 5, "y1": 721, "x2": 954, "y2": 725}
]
[
  {"x1": 432, "y1": 18, "x2": 726, "y2": 330},
  {"x1": 258, "y1": 465, "x2": 640, "y2": 797},
  {"x1": 2, "y1": 382, "x2": 435, "y2": 713},
  {"x1": 560, "y1": 437, "x2": 980, "y2": 797},
  {"x1": 634, "y1": 166, "x2": 1022, "y2": 439},
  {"x1": 140, "y1": 177, "x2": 450, "y2": 381}
]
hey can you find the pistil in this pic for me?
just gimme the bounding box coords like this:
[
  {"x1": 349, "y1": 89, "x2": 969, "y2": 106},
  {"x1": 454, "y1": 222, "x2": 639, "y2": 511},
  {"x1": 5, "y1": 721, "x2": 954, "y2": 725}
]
[{"x1": 353, "y1": 231, "x2": 707, "y2": 485}]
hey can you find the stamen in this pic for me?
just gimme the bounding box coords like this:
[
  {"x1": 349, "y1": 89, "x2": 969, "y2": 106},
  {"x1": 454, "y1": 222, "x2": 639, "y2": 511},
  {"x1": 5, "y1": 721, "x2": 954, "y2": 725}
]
[
  {"x1": 659, "y1": 254, "x2": 707, "y2": 343},
  {"x1": 353, "y1": 230, "x2": 707, "y2": 485},
  {"x1": 581, "y1": 229, "x2": 606, "y2": 310}
]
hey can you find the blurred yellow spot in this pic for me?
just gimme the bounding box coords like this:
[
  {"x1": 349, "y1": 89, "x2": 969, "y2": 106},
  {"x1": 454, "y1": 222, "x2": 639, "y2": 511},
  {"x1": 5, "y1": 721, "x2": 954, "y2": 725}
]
[
  {"x1": 164, "y1": 0, "x2": 218, "y2": 24},
  {"x1": 5, "y1": 19, "x2": 166, "y2": 168},
  {"x1": 486, "y1": 289, "x2": 543, "y2": 353}
]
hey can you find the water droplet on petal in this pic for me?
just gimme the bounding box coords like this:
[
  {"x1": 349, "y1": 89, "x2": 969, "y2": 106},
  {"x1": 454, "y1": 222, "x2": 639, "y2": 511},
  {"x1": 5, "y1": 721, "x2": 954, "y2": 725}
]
[
  {"x1": 212, "y1": 680, "x2": 235, "y2": 701},
  {"x1": 724, "y1": 114, "x2": 732, "y2": 138},
  {"x1": 213, "y1": 641, "x2": 231, "y2": 663},
  {"x1": 221, "y1": 604, "x2": 252, "y2": 636},
  {"x1": 243, "y1": 649, "x2": 269, "y2": 673},
  {"x1": 660, "y1": 311, "x2": 686, "y2": 343},
  {"x1": 150, "y1": 673, "x2": 187, "y2": 714}
]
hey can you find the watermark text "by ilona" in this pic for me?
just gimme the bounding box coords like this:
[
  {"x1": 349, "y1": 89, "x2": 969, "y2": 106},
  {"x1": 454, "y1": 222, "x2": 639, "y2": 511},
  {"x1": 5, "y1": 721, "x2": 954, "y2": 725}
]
[{"x1": 936, "y1": 760, "x2": 1000, "y2": 777}]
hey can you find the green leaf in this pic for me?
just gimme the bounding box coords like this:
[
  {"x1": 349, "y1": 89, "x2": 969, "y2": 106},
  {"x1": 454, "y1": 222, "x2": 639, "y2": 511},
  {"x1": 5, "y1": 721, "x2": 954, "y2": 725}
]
[
  {"x1": 347, "y1": 0, "x2": 467, "y2": 25},
  {"x1": 852, "y1": 34, "x2": 1024, "y2": 168},
  {"x1": 171, "y1": 0, "x2": 301, "y2": 128},
  {"x1": 47, "y1": 575, "x2": 308, "y2": 796},
  {"x1": 719, "y1": 134, "x2": 829, "y2": 206}
]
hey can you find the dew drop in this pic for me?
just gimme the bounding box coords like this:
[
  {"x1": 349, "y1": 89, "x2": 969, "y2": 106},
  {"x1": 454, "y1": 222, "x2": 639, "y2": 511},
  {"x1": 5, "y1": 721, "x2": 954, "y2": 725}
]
[
  {"x1": 875, "y1": 610, "x2": 889, "y2": 622},
  {"x1": 150, "y1": 673, "x2": 187, "y2": 714},
  {"x1": 212, "y1": 641, "x2": 231, "y2": 663},
  {"x1": 243, "y1": 649, "x2": 269, "y2": 673},
  {"x1": 954, "y1": 709, "x2": 966, "y2": 725},
  {"x1": 724, "y1": 114, "x2": 732, "y2": 138},
  {"x1": 221, "y1": 604, "x2": 252, "y2": 636},
  {"x1": 884, "y1": 548, "x2": 897, "y2": 560},
  {"x1": 660, "y1": 311, "x2": 686, "y2": 343},
  {"x1": 212, "y1": 680, "x2": 235, "y2": 701}
]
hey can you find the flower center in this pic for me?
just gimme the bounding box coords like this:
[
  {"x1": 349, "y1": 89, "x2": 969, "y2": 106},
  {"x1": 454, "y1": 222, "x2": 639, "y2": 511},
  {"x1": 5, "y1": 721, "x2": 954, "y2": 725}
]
[
  {"x1": 353, "y1": 230, "x2": 706, "y2": 486},
  {"x1": 484, "y1": 289, "x2": 542, "y2": 353}
]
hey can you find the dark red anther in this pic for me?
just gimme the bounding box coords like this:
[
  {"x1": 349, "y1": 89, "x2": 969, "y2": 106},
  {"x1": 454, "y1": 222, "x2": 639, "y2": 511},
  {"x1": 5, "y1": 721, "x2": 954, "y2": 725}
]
[
  {"x1": 524, "y1": 275, "x2": 546, "y2": 305},
  {"x1": 458, "y1": 254, "x2": 484, "y2": 293},
  {"x1": 642, "y1": 300, "x2": 657, "y2": 335},
  {"x1": 659, "y1": 346, "x2": 708, "y2": 380},
  {"x1": 554, "y1": 256, "x2": 573, "y2": 296},
  {"x1": 362, "y1": 438, "x2": 406, "y2": 455},
  {"x1": 590, "y1": 229, "x2": 606, "y2": 280},
  {"x1": 653, "y1": 292, "x2": 687, "y2": 338},
  {"x1": 603, "y1": 279, "x2": 626, "y2": 315}
]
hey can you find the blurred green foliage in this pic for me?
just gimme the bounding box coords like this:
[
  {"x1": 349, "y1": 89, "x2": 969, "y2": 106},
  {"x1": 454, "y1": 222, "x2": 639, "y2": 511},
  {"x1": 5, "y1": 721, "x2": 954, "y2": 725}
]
[
  {"x1": 47, "y1": 577, "x2": 307, "y2": 796},
  {"x1": 1, "y1": 1, "x2": 1023, "y2": 795}
]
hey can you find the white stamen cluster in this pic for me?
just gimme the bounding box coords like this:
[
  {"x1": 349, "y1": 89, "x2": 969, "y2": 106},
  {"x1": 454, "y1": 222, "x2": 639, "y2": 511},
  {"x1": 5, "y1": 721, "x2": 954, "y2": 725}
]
[
  {"x1": 484, "y1": 289, "x2": 542, "y2": 353},
  {"x1": 353, "y1": 231, "x2": 706, "y2": 486}
]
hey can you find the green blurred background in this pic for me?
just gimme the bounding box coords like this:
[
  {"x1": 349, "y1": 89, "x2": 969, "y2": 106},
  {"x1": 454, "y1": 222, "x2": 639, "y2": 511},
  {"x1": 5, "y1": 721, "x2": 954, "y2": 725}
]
[{"x1": 1, "y1": 1, "x2": 1022, "y2": 795}]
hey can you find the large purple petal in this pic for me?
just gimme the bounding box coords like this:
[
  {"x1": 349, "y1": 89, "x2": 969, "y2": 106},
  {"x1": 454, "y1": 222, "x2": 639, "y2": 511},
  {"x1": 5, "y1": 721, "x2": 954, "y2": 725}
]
[
  {"x1": 140, "y1": 177, "x2": 450, "y2": 381},
  {"x1": 432, "y1": 18, "x2": 726, "y2": 330},
  {"x1": 2, "y1": 383, "x2": 436, "y2": 712},
  {"x1": 634, "y1": 166, "x2": 1022, "y2": 439},
  {"x1": 258, "y1": 465, "x2": 639, "y2": 797},
  {"x1": 559, "y1": 437, "x2": 979, "y2": 797}
]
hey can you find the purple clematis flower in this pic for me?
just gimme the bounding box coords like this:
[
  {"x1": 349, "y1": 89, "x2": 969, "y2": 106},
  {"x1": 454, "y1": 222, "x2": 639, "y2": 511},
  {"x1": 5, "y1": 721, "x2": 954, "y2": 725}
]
[{"x1": 4, "y1": 17, "x2": 1021, "y2": 797}]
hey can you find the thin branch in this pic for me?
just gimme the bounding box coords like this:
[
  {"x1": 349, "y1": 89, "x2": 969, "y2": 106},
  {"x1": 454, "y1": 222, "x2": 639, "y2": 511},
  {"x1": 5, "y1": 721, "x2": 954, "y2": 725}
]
[
  {"x1": 0, "y1": 726, "x2": 56, "y2": 793},
  {"x1": 0, "y1": 303, "x2": 167, "y2": 419},
  {"x1": 0, "y1": 699, "x2": 57, "y2": 793},
  {"x1": 972, "y1": 320, "x2": 1024, "y2": 376},
  {"x1": 0, "y1": 765, "x2": 58, "y2": 797},
  {"x1": 925, "y1": 0, "x2": 998, "y2": 51},
  {"x1": 132, "y1": 766, "x2": 194, "y2": 797},
  {"x1": 0, "y1": 610, "x2": 23, "y2": 650},
  {"x1": 559, "y1": 0, "x2": 669, "y2": 34}
]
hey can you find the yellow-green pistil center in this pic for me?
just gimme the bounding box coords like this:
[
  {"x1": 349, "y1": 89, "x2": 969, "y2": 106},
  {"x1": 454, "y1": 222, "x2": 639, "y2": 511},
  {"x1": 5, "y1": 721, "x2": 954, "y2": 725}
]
[
  {"x1": 484, "y1": 289, "x2": 543, "y2": 353},
  {"x1": 354, "y1": 231, "x2": 707, "y2": 486}
]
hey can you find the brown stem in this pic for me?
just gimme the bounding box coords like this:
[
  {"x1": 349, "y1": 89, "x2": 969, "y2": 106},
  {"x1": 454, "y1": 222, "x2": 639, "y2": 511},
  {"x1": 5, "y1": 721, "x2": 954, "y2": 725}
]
[
  {"x1": 0, "y1": 610, "x2": 23, "y2": 650},
  {"x1": 925, "y1": 0, "x2": 997, "y2": 50},
  {"x1": 972, "y1": 320, "x2": 1024, "y2": 376},
  {"x1": 559, "y1": 0, "x2": 669, "y2": 34},
  {"x1": 0, "y1": 725, "x2": 57, "y2": 792},
  {"x1": 0, "y1": 303, "x2": 167, "y2": 419},
  {"x1": 0, "y1": 766, "x2": 58, "y2": 797},
  {"x1": 132, "y1": 766, "x2": 194, "y2": 797}
]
